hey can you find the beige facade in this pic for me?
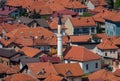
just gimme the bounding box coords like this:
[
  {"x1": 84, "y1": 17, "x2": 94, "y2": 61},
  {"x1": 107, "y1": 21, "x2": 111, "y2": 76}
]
[{"x1": 65, "y1": 18, "x2": 74, "y2": 35}]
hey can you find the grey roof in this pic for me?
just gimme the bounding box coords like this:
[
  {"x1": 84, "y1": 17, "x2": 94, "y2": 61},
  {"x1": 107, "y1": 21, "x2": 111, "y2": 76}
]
[
  {"x1": 10, "y1": 56, "x2": 40, "y2": 66},
  {"x1": 0, "y1": 48, "x2": 18, "y2": 58},
  {"x1": 14, "y1": 16, "x2": 49, "y2": 27}
]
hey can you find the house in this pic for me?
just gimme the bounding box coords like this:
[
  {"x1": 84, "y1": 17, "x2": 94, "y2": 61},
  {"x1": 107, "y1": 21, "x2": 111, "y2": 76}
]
[
  {"x1": 21, "y1": 62, "x2": 83, "y2": 81},
  {"x1": 0, "y1": 48, "x2": 20, "y2": 65},
  {"x1": 1, "y1": 27, "x2": 69, "y2": 53},
  {"x1": 64, "y1": 46, "x2": 101, "y2": 73},
  {"x1": 96, "y1": 38, "x2": 119, "y2": 65},
  {"x1": 14, "y1": 16, "x2": 49, "y2": 28},
  {"x1": 104, "y1": 12, "x2": 120, "y2": 36},
  {"x1": 0, "y1": 6, "x2": 20, "y2": 17},
  {"x1": 24, "y1": 62, "x2": 58, "y2": 80},
  {"x1": 53, "y1": 63, "x2": 84, "y2": 81},
  {"x1": 88, "y1": 69, "x2": 120, "y2": 81},
  {"x1": 20, "y1": 47, "x2": 42, "y2": 58},
  {"x1": 0, "y1": 63, "x2": 19, "y2": 79},
  {"x1": 3, "y1": 73, "x2": 39, "y2": 81},
  {"x1": 93, "y1": 9, "x2": 111, "y2": 33},
  {"x1": 10, "y1": 56, "x2": 40, "y2": 69},
  {"x1": 0, "y1": 23, "x2": 28, "y2": 38},
  {"x1": 65, "y1": 17, "x2": 96, "y2": 35},
  {"x1": 86, "y1": 0, "x2": 107, "y2": 10},
  {"x1": 63, "y1": 1, "x2": 87, "y2": 15}
]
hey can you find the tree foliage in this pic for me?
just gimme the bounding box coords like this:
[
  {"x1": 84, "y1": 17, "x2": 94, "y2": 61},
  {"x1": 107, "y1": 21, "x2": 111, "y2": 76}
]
[
  {"x1": 106, "y1": 0, "x2": 114, "y2": 9},
  {"x1": 114, "y1": 0, "x2": 120, "y2": 9}
]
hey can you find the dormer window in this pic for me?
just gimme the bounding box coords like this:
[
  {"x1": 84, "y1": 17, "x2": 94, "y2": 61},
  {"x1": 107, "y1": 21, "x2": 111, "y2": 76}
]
[
  {"x1": 37, "y1": 68, "x2": 46, "y2": 75},
  {"x1": 65, "y1": 70, "x2": 72, "y2": 75}
]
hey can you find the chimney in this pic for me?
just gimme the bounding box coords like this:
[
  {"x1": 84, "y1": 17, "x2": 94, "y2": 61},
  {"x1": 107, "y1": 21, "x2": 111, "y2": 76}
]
[
  {"x1": 57, "y1": 13, "x2": 63, "y2": 61},
  {"x1": 2, "y1": 7, "x2": 5, "y2": 11}
]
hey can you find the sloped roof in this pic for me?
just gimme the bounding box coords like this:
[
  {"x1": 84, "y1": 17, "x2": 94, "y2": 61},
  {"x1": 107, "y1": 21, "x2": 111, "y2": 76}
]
[
  {"x1": 64, "y1": 46, "x2": 101, "y2": 61},
  {"x1": 90, "y1": 0, "x2": 107, "y2": 6},
  {"x1": 113, "y1": 69, "x2": 120, "y2": 77},
  {"x1": 53, "y1": 63, "x2": 83, "y2": 77},
  {"x1": 3, "y1": 73, "x2": 39, "y2": 81},
  {"x1": 44, "y1": 74, "x2": 63, "y2": 81},
  {"x1": 97, "y1": 39, "x2": 118, "y2": 50},
  {"x1": 20, "y1": 47, "x2": 41, "y2": 57},
  {"x1": 104, "y1": 12, "x2": 120, "y2": 22},
  {"x1": 88, "y1": 69, "x2": 120, "y2": 81},
  {"x1": 70, "y1": 35, "x2": 90, "y2": 43},
  {"x1": 27, "y1": 62, "x2": 58, "y2": 79},
  {"x1": 70, "y1": 17, "x2": 96, "y2": 27}
]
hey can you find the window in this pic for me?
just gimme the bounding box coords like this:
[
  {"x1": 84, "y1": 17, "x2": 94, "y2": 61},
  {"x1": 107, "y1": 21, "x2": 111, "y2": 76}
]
[
  {"x1": 105, "y1": 52, "x2": 107, "y2": 56},
  {"x1": 86, "y1": 64, "x2": 88, "y2": 70},
  {"x1": 95, "y1": 63, "x2": 98, "y2": 68}
]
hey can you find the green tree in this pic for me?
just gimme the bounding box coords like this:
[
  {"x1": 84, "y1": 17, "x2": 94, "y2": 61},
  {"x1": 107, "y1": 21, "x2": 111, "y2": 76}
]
[
  {"x1": 30, "y1": 9, "x2": 41, "y2": 19},
  {"x1": 106, "y1": 0, "x2": 114, "y2": 9},
  {"x1": 114, "y1": 0, "x2": 120, "y2": 9}
]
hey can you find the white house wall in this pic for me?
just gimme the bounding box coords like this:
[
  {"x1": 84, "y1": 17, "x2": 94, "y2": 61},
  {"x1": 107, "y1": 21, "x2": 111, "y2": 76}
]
[
  {"x1": 65, "y1": 18, "x2": 74, "y2": 35},
  {"x1": 97, "y1": 48, "x2": 118, "y2": 59},
  {"x1": 87, "y1": 1, "x2": 95, "y2": 9},
  {"x1": 64, "y1": 59, "x2": 101, "y2": 74}
]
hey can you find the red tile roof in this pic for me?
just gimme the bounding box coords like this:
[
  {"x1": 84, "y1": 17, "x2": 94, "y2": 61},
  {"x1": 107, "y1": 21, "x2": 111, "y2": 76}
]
[
  {"x1": 70, "y1": 17, "x2": 96, "y2": 27},
  {"x1": 64, "y1": 1, "x2": 86, "y2": 9},
  {"x1": 0, "y1": 63, "x2": 10, "y2": 73},
  {"x1": 104, "y1": 11, "x2": 120, "y2": 22},
  {"x1": 90, "y1": 0, "x2": 107, "y2": 6},
  {"x1": 113, "y1": 69, "x2": 120, "y2": 77},
  {"x1": 53, "y1": 63, "x2": 83, "y2": 77},
  {"x1": 93, "y1": 10, "x2": 112, "y2": 23},
  {"x1": 70, "y1": 35, "x2": 90, "y2": 43},
  {"x1": 3, "y1": 73, "x2": 39, "y2": 81},
  {"x1": 64, "y1": 46, "x2": 101, "y2": 61},
  {"x1": 88, "y1": 69, "x2": 120, "y2": 81},
  {"x1": 97, "y1": 38, "x2": 118, "y2": 50},
  {"x1": 1, "y1": 23, "x2": 29, "y2": 33},
  {"x1": 49, "y1": 20, "x2": 66, "y2": 30},
  {"x1": 27, "y1": 62, "x2": 58, "y2": 79},
  {"x1": 44, "y1": 74, "x2": 63, "y2": 81},
  {"x1": 20, "y1": 47, "x2": 41, "y2": 57},
  {"x1": 53, "y1": 10, "x2": 78, "y2": 17}
]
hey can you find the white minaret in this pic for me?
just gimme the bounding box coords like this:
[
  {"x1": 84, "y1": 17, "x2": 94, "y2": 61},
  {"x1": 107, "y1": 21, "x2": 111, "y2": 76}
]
[{"x1": 57, "y1": 14, "x2": 63, "y2": 60}]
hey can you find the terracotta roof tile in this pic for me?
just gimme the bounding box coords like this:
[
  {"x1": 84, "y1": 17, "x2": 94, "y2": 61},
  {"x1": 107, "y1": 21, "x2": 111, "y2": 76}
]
[
  {"x1": 93, "y1": 10, "x2": 112, "y2": 23},
  {"x1": 70, "y1": 35, "x2": 90, "y2": 43},
  {"x1": 27, "y1": 62, "x2": 58, "y2": 78},
  {"x1": 44, "y1": 74, "x2": 63, "y2": 81},
  {"x1": 53, "y1": 63, "x2": 83, "y2": 77},
  {"x1": 20, "y1": 47, "x2": 41, "y2": 57},
  {"x1": 90, "y1": 0, "x2": 107, "y2": 6},
  {"x1": 1, "y1": 23, "x2": 29, "y2": 33},
  {"x1": 113, "y1": 69, "x2": 120, "y2": 77},
  {"x1": 104, "y1": 11, "x2": 120, "y2": 22},
  {"x1": 64, "y1": 46, "x2": 101, "y2": 61},
  {"x1": 70, "y1": 17, "x2": 96, "y2": 27},
  {"x1": 64, "y1": 1, "x2": 86, "y2": 9},
  {"x1": 88, "y1": 69, "x2": 120, "y2": 81},
  {"x1": 3, "y1": 73, "x2": 39, "y2": 81},
  {"x1": 49, "y1": 21, "x2": 66, "y2": 30},
  {"x1": 0, "y1": 63, "x2": 10, "y2": 73},
  {"x1": 97, "y1": 38, "x2": 118, "y2": 50}
]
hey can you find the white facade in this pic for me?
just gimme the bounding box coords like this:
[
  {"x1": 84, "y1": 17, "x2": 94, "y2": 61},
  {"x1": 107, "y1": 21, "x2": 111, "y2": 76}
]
[
  {"x1": 65, "y1": 59, "x2": 101, "y2": 74},
  {"x1": 87, "y1": 1, "x2": 95, "y2": 9},
  {"x1": 96, "y1": 47, "x2": 118, "y2": 59}
]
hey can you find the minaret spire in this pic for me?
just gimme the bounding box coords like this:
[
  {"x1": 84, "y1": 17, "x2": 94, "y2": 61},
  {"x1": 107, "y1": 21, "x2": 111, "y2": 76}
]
[{"x1": 57, "y1": 13, "x2": 63, "y2": 61}]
